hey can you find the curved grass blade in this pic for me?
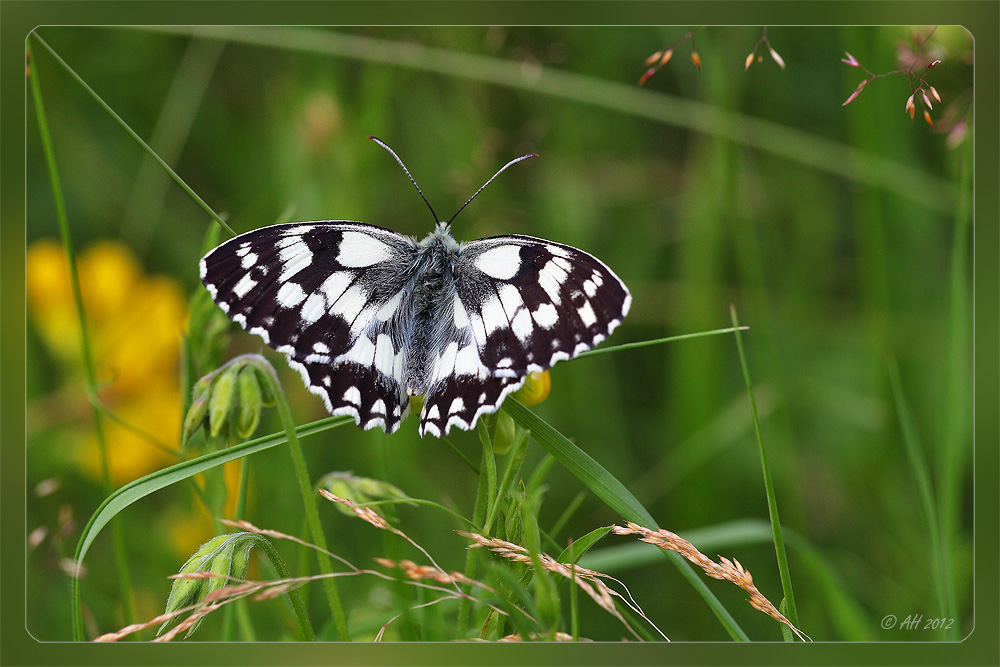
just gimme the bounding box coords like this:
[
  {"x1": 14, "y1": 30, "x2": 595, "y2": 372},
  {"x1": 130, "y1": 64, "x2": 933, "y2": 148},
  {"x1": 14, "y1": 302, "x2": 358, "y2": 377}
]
[
  {"x1": 503, "y1": 399, "x2": 749, "y2": 641},
  {"x1": 70, "y1": 415, "x2": 351, "y2": 640}
]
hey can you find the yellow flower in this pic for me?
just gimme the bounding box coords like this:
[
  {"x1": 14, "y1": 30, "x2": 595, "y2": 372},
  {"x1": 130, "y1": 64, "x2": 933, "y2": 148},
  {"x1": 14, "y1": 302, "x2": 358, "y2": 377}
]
[
  {"x1": 513, "y1": 370, "x2": 551, "y2": 407},
  {"x1": 27, "y1": 239, "x2": 186, "y2": 484}
]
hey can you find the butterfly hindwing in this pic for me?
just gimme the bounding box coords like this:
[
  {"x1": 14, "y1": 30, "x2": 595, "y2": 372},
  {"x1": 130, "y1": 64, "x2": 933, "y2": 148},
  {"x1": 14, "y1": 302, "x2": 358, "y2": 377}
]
[
  {"x1": 418, "y1": 235, "x2": 631, "y2": 437},
  {"x1": 200, "y1": 221, "x2": 417, "y2": 433}
]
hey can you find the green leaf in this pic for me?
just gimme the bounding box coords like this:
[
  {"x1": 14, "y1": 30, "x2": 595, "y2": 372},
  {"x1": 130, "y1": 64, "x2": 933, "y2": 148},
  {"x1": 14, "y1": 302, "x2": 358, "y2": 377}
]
[{"x1": 557, "y1": 526, "x2": 614, "y2": 565}]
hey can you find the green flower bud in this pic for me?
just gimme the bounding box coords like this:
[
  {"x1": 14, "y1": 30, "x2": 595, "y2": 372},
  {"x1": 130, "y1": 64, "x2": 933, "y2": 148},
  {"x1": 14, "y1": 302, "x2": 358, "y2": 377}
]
[
  {"x1": 252, "y1": 367, "x2": 277, "y2": 407},
  {"x1": 493, "y1": 411, "x2": 516, "y2": 455},
  {"x1": 318, "y1": 471, "x2": 410, "y2": 518},
  {"x1": 159, "y1": 532, "x2": 262, "y2": 638},
  {"x1": 181, "y1": 391, "x2": 210, "y2": 449},
  {"x1": 208, "y1": 365, "x2": 239, "y2": 437},
  {"x1": 236, "y1": 368, "x2": 263, "y2": 438}
]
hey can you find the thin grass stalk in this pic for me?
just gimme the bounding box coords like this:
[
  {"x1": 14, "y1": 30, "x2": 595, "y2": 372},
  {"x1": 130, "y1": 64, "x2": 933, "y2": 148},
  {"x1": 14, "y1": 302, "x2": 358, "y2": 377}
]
[
  {"x1": 484, "y1": 429, "x2": 529, "y2": 535},
  {"x1": 29, "y1": 33, "x2": 235, "y2": 238},
  {"x1": 936, "y1": 149, "x2": 972, "y2": 640},
  {"x1": 887, "y1": 361, "x2": 951, "y2": 640},
  {"x1": 257, "y1": 365, "x2": 350, "y2": 640},
  {"x1": 29, "y1": 46, "x2": 138, "y2": 640},
  {"x1": 477, "y1": 420, "x2": 498, "y2": 529},
  {"x1": 729, "y1": 306, "x2": 799, "y2": 631},
  {"x1": 221, "y1": 457, "x2": 253, "y2": 640},
  {"x1": 457, "y1": 445, "x2": 492, "y2": 636}
]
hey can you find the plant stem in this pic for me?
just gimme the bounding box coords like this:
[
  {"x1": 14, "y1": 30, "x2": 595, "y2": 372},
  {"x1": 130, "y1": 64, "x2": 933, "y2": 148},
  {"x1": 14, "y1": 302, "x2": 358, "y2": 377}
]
[
  {"x1": 256, "y1": 534, "x2": 316, "y2": 641},
  {"x1": 29, "y1": 41, "x2": 137, "y2": 640},
  {"x1": 458, "y1": 445, "x2": 492, "y2": 636},
  {"x1": 261, "y1": 365, "x2": 350, "y2": 640}
]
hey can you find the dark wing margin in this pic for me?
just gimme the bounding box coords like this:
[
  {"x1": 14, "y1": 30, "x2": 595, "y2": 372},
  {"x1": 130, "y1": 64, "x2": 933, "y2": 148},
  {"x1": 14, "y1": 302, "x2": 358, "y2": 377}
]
[
  {"x1": 418, "y1": 234, "x2": 631, "y2": 437},
  {"x1": 200, "y1": 221, "x2": 418, "y2": 433}
]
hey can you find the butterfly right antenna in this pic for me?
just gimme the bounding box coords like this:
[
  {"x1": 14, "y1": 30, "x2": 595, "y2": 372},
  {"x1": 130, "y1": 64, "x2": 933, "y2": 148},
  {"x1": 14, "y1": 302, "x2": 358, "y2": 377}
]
[{"x1": 447, "y1": 151, "x2": 538, "y2": 226}]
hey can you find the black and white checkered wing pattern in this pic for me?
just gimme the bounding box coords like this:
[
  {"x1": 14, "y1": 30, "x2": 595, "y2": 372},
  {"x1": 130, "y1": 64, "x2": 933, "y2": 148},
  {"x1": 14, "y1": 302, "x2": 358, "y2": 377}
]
[
  {"x1": 200, "y1": 222, "x2": 418, "y2": 433},
  {"x1": 418, "y1": 235, "x2": 631, "y2": 437}
]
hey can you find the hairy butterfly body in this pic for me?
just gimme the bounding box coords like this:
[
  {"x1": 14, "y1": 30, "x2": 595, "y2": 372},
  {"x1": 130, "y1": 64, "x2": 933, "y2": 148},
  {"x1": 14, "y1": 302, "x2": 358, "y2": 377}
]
[{"x1": 200, "y1": 140, "x2": 631, "y2": 437}]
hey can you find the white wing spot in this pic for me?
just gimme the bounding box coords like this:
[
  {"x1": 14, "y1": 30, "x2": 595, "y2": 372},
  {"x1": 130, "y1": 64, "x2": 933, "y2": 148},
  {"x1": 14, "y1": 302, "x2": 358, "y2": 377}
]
[
  {"x1": 497, "y1": 283, "x2": 524, "y2": 315},
  {"x1": 343, "y1": 386, "x2": 362, "y2": 405},
  {"x1": 332, "y1": 285, "x2": 368, "y2": 326},
  {"x1": 455, "y1": 345, "x2": 483, "y2": 377},
  {"x1": 233, "y1": 274, "x2": 257, "y2": 298},
  {"x1": 546, "y1": 244, "x2": 570, "y2": 259},
  {"x1": 532, "y1": 302, "x2": 559, "y2": 329},
  {"x1": 583, "y1": 279, "x2": 598, "y2": 297},
  {"x1": 337, "y1": 231, "x2": 392, "y2": 268},
  {"x1": 537, "y1": 269, "x2": 563, "y2": 305},
  {"x1": 278, "y1": 241, "x2": 312, "y2": 280},
  {"x1": 449, "y1": 397, "x2": 465, "y2": 415},
  {"x1": 313, "y1": 342, "x2": 329, "y2": 353},
  {"x1": 375, "y1": 291, "x2": 402, "y2": 321},
  {"x1": 480, "y1": 295, "x2": 507, "y2": 335},
  {"x1": 372, "y1": 399, "x2": 386, "y2": 415},
  {"x1": 320, "y1": 271, "x2": 353, "y2": 306},
  {"x1": 240, "y1": 252, "x2": 258, "y2": 269},
  {"x1": 434, "y1": 341, "x2": 459, "y2": 382},
  {"x1": 474, "y1": 245, "x2": 521, "y2": 280},
  {"x1": 276, "y1": 282, "x2": 307, "y2": 308},
  {"x1": 453, "y1": 294, "x2": 470, "y2": 329},
  {"x1": 578, "y1": 300, "x2": 597, "y2": 327},
  {"x1": 301, "y1": 292, "x2": 326, "y2": 323},
  {"x1": 426, "y1": 404, "x2": 441, "y2": 420},
  {"x1": 374, "y1": 334, "x2": 397, "y2": 377},
  {"x1": 511, "y1": 308, "x2": 533, "y2": 343},
  {"x1": 336, "y1": 334, "x2": 376, "y2": 367}
]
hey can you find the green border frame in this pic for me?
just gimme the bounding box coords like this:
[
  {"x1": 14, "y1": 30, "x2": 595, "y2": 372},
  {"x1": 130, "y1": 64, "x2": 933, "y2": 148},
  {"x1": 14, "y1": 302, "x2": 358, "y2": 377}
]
[{"x1": 4, "y1": 2, "x2": 997, "y2": 665}]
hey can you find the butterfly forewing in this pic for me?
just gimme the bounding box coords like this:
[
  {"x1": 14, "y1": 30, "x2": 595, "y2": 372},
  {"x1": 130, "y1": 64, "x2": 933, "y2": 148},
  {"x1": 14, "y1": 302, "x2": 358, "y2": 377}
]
[
  {"x1": 200, "y1": 222, "x2": 418, "y2": 433},
  {"x1": 418, "y1": 235, "x2": 631, "y2": 437}
]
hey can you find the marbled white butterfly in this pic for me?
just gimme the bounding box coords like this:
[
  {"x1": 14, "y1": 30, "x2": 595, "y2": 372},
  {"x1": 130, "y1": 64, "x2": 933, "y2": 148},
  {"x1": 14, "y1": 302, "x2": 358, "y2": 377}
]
[{"x1": 200, "y1": 138, "x2": 631, "y2": 437}]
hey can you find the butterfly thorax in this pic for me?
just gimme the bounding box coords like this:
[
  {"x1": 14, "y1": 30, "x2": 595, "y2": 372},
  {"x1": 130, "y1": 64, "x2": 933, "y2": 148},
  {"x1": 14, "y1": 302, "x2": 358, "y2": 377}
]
[{"x1": 403, "y1": 224, "x2": 463, "y2": 394}]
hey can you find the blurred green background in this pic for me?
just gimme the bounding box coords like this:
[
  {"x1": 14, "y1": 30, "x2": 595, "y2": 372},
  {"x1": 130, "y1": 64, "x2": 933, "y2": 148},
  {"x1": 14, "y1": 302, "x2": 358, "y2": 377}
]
[{"x1": 25, "y1": 26, "x2": 973, "y2": 642}]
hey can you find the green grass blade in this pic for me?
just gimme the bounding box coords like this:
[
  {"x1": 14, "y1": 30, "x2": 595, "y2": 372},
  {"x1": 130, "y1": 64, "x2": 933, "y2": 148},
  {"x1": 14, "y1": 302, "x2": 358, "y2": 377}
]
[
  {"x1": 578, "y1": 326, "x2": 748, "y2": 358},
  {"x1": 29, "y1": 43, "x2": 138, "y2": 637},
  {"x1": 29, "y1": 33, "x2": 235, "y2": 237},
  {"x1": 729, "y1": 306, "x2": 799, "y2": 632},
  {"x1": 887, "y1": 360, "x2": 951, "y2": 639},
  {"x1": 557, "y1": 526, "x2": 613, "y2": 565},
  {"x1": 503, "y1": 399, "x2": 749, "y2": 641},
  {"x1": 70, "y1": 415, "x2": 350, "y2": 639}
]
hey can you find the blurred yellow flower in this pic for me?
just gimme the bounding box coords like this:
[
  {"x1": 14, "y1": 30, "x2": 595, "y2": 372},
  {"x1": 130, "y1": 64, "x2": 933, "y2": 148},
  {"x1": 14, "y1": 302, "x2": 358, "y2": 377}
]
[
  {"x1": 513, "y1": 370, "x2": 551, "y2": 407},
  {"x1": 27, "y1": 239, "x2": 185, "y2": 484}
]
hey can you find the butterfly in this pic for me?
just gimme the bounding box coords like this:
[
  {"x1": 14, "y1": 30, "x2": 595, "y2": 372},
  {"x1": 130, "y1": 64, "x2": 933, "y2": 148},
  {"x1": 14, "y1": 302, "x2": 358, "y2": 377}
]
[{"x1": 200, "y1": 138, "x2": 631, "y2": 437}]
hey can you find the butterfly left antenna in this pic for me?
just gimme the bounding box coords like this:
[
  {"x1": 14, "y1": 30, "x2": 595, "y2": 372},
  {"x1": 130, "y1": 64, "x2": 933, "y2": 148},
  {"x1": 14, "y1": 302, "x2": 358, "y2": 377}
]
[{"x1": 368, "y1": 136, "x2": 440, "y2": 224}]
